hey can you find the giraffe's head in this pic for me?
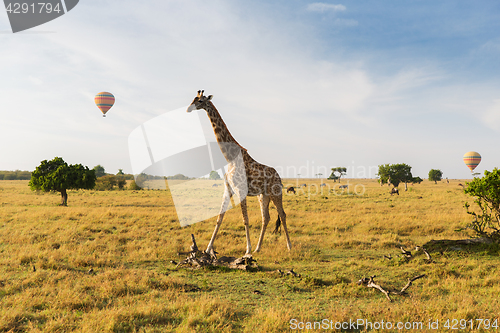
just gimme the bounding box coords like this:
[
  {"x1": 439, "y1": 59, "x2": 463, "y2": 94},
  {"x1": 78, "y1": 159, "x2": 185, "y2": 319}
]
[{"x1": 187, "y1": 90, "x2": 213, "y2": 113}]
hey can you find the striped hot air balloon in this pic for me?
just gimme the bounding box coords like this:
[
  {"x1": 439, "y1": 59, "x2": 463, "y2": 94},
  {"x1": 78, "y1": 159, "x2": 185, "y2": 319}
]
[
  {"x1": 463, "y1": 151, "x2": 481, "y2": 172},
  {"x1": 95, "y1": 92, "x2": 115, "y2": 117}
]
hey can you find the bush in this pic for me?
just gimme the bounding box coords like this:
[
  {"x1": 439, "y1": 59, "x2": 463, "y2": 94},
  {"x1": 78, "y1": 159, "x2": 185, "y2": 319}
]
[
  {"x1": 464, "y1": 168, "x2": 500, "y2": 241},
  {"x1": 95, "y1": 175, "x2": 118, "y2": 191},
  {"x1": 129, "y1": 180, "x2": 142, "y2": 190},
  {"x1": 117, "y1": 177, "x2": 127, "y2": 190}
]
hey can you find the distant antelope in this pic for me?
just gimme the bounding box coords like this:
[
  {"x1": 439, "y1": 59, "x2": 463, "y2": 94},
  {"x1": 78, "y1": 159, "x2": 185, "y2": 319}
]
[
  {"x1": 287, "y1": 186, "x2": 296, "y2": 194},
  {"x1": 320, "y1": 183, "x2": 326, "y2": 187},
  {"x1": 391, "y1": 188, "x2": 399, "y2": 195},
  {"x1": 339, "y1": 185, "x2": 348, "y2": 189},
  {"x1": 300, "y1": 183, "x2": 307, "y2": 187}
]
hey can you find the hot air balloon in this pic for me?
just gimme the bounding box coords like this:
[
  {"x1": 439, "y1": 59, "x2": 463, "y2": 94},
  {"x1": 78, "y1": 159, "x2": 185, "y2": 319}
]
[
  {"x1": 95, "y1": 92, "x2": 115, "y2": 117},
  {"x1": 463, "y1": 151, "x2": 481, "y2": 172}
]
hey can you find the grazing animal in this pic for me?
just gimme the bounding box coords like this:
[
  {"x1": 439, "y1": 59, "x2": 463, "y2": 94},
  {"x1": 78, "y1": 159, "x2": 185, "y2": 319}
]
[
  {"x1": 391, "y1": 187, "x2": 399, "y2": 195},
  {"x1": 287, "y1": 186, "x2": 296, "y2": 194},
  {"x1": 300, "y1": 183, "x2": 307, "y2": 187},
  {"x1": 339, "y1": 184, "x2": 348, "y2": 189},
  {"x1": 212, "y1": 184, "x2": 219, "y2": 187},
  {"x1": 320, "y1": 183, "x2": 326, "y2": 187},
  {"x1": 187, "y1": 90, "x2": 292, "y2": 256}
]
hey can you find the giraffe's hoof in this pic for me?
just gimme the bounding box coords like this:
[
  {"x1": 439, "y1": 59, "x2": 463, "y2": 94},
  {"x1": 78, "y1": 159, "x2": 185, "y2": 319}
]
[{"x1": 205, "y1": 248, "x2": 217, "y2": 259}]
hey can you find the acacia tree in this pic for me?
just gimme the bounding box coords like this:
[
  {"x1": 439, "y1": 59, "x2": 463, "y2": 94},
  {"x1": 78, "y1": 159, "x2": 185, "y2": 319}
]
[
  {"x1": 328, "y1": 167, "x2": 347, "y2": 182},
  {"x1": 29, "y1": 157, "x2": 96, "y2": 206},
  {"x1": 93, "y1": 165, "x2": 106, "y2": 178},
  {"x1": 464, "y1": 168, "x2": 500, "y2": 241},
  {"x1": 209, "y1": 170, "x2": 221, "y2": 180},
  {"x1": 377, "y1": 164, "x2": 391, "y2": 186},
  {"x1": 377, "y1": 163, "x2": 413, "y2": 190},
  {"x1": 428, "y1": 169, "x2": 443, "y2": 184}
]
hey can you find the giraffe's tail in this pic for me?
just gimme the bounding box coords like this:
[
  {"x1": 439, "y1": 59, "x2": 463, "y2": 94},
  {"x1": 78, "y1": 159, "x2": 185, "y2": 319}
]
[{"x1": 273, "y1": 216, "x2": 282, "y2": 234}]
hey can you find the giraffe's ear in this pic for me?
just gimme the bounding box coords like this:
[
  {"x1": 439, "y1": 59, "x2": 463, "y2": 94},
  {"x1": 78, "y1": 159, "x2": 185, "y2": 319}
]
[{"x1": 207, "y1": 95, "x2": 213, "y2": 100}]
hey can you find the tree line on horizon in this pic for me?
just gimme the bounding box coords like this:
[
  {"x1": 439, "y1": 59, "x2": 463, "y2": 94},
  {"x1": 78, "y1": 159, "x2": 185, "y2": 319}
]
[{"x1": 0, "y1": 170, "x2": 32, "y2": 180}]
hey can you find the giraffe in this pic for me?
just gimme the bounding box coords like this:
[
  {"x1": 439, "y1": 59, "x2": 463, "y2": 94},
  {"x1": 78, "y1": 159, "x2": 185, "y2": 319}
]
[{"x1": 187, "y1": 90, "x2": 292, "y2": 257}]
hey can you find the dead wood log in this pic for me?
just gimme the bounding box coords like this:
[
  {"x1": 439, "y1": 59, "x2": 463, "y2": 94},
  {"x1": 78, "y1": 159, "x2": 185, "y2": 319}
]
[
  {"x1": 175, "y1": 234, "x2": 258, "y2": 271},
  {"x1": 357, "y1": 274, "x2": 425, "y2": 302},
  {"x1": 189, "y1": 233, "x2": 198, "y2": 253}
]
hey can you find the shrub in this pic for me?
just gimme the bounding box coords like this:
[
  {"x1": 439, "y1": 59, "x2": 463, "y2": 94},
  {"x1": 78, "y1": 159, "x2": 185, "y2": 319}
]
[
  {"x1": 464, "y1": 168, "x2": 500, "y2": 241},
  {"x1": 129, "y1": 180, "x2": 142, "y2": 190},
  {"x1": 95, "y1": 175, "x2": 117, "y2": 191}
]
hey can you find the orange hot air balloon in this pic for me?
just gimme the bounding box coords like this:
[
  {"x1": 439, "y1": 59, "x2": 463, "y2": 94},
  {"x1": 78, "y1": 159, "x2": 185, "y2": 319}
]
[
  {"x1": 463, "y1": 151, "x2": 481, "y2": 172},
  {"x1": 94, "y1": 92, "x2": 115, "y2": 117}
]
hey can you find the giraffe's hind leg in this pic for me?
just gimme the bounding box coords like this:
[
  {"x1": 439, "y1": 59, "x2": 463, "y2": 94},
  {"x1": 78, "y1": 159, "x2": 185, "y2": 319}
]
[
  {"x1": 254, "y1": 194, "x2": 270, "y2": 253},
  {"x1": 239, "y1": 197, "x2": 253, "y2": 256},
  {"x1": 271, "y1": 195, "x2": 292, "y2": 250}
]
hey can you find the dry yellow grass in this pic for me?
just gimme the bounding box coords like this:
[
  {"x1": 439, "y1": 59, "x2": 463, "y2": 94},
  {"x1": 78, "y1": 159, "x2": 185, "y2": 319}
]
[{"x1": 1, "y1": 179, "x2": 499, "y2": 332}]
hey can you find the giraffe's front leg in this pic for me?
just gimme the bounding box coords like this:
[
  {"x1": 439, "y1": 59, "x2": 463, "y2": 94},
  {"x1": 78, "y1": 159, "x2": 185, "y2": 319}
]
[{"x1": 206, "y1": 187, "x2": 232, "y2": 257}]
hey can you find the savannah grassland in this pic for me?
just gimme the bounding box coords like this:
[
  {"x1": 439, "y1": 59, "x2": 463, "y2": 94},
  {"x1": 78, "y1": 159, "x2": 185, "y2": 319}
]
[{"x1": 1, "y1": 179, "x2": 499, "y2": 332}]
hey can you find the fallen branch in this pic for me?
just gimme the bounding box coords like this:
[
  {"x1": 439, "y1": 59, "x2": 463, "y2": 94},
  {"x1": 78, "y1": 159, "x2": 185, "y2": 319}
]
[
  {"x1": 399, "y1": 274, "x2": 426, "y2": 294},
  {"x1": 286, "y1": 269, "x2": 301, "y2": 278},
  {"x1": 358, "y1": 276, "x2": 392, "y2": 301},
  {"x1": 400, "y1": 246, "x2": 412, "y2": 258},
  {"x1": 385, "y1": 245, "x2": 435, "y2": 263},
  {"x1": 357, "y1": 274, "x2": 425, "y2": 302},
  {"x1": 415, "y1": 246, "x2": 433, "y2": 262}
]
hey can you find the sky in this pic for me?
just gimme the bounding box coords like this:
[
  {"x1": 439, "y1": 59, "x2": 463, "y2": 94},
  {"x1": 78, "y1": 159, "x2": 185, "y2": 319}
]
[{"x1": 1, "y1": 0, "x2": 499, "y2": 179}]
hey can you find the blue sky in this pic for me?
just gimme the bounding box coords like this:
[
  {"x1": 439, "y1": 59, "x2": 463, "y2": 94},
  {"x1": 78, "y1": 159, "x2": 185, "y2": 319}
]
[{"x1": 1, "y1": 1, "x2": 499, "y2": 179}]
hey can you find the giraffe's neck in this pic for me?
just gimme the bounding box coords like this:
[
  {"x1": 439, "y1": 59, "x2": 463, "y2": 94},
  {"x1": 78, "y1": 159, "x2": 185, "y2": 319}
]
[{"x1": 204, "y1": 102, "x2": 247, "y2": 162}]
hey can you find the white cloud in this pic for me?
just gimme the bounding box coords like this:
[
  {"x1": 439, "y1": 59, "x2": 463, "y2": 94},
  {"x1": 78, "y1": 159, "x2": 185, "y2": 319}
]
[{"x1": 307, "y1": 3, "x2": 346, "y2": 13}]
